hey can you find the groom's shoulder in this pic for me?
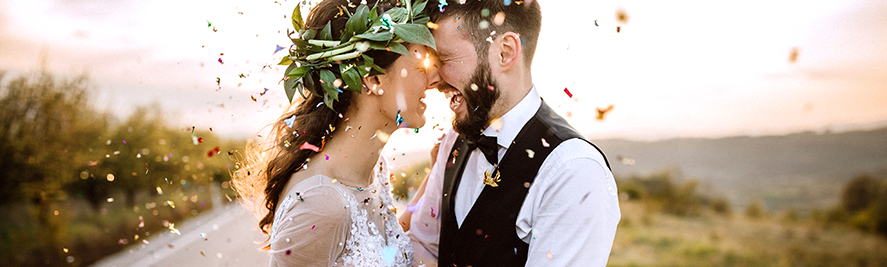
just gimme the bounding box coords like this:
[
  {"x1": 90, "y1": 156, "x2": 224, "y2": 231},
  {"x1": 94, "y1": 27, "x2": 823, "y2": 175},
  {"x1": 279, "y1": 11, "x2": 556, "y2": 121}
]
[{"x1": 531, "y1": 105, "x2": 611, "y2": 170}]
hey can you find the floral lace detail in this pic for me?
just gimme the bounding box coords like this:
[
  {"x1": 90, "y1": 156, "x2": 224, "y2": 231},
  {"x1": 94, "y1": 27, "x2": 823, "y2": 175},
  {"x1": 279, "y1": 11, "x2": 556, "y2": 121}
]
[
  {"x1": 269, "y1": 195, "x2": 296, "y2": 242},
  {"x1": 337, "y1": 187, "x2": 412, "y2": 267},
  {"x1": 270, "y1": 156, "x2": 411, "y2": 266}
]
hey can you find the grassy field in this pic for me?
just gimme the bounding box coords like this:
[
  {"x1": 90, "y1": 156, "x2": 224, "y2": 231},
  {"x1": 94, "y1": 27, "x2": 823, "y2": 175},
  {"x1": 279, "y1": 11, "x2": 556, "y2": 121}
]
[{"x1": 609, "y1": 201, "x2": 887, "y2": 267}]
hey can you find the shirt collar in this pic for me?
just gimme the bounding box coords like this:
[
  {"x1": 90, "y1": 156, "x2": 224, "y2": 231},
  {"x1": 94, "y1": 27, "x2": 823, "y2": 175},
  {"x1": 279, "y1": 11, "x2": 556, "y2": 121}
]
[{"x1": 483, "y1": 85, "x2": 542, "y2": 149}]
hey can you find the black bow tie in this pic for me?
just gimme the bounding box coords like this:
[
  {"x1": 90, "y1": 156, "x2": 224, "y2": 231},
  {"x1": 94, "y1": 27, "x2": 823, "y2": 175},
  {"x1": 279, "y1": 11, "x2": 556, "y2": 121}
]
[{"x1": 465, "y1": 135, "x2": 499, "y2": 165}]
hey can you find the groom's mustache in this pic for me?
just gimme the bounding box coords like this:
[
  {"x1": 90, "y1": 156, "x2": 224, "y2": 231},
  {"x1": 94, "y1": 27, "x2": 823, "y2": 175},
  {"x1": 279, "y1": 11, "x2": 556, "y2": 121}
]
[{"x1": 436, "y1": 82, "x2": 456, "y2": 92}]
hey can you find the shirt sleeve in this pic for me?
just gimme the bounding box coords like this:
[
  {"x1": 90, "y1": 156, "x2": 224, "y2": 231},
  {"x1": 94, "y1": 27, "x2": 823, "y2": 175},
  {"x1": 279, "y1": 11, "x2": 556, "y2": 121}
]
[
  {"x1": 269, "y1": 185, "x2": 350, "y2": 267},
  {"x1": 520, "y1": 139, "x2": 621, "y2": 267}
]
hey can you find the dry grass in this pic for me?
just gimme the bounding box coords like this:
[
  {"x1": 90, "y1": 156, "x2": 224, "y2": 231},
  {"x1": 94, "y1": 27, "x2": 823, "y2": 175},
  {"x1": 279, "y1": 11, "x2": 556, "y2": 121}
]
[{"x1": 609, "y1": 202, "x2": 887, "y2": 266}]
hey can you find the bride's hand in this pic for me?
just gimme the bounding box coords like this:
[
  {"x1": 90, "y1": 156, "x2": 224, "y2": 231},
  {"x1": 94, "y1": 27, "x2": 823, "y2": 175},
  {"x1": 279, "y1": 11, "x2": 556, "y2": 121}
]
[{"x1": 398, "y1": 133, "x2": 446, "y2": 232}]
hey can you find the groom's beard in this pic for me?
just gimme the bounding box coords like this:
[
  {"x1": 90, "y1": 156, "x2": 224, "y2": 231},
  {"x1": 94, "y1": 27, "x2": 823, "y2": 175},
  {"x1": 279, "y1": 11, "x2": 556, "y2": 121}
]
[{"x1": 453, "y1": 63, "x2": 500, "y2": 142}]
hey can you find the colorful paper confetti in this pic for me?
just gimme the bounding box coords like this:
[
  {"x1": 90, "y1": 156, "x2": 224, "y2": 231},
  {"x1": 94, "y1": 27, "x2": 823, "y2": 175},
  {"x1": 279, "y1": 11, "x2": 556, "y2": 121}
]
[
  {"x1": 299, "y1": 142, "x2": 321, "y2": 152},
  {"x1": 596, "y1": 104, "x2": 614, "y2": 120},
  {"x1": 284, "y1": 115, "x2": 296, "y2": 128},
  {"x1": 564, "y1": 88, "x2": 573, "y2": 98},
  {"x1": 438, "y1": 0, "x2": 448, "y2": 12}
]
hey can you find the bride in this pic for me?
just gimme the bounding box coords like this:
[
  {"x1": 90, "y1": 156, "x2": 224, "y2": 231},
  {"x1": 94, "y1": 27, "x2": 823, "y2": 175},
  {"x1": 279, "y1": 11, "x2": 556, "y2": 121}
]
[{"x1": 232, "y1": 0, "x2": 439, "y2": 266}]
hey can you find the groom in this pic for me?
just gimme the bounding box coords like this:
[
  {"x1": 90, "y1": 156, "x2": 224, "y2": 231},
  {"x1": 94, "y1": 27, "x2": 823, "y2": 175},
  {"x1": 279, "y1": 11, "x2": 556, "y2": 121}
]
[{"x1": 401, "y1": 1, "x2": 621, "y2": 266}]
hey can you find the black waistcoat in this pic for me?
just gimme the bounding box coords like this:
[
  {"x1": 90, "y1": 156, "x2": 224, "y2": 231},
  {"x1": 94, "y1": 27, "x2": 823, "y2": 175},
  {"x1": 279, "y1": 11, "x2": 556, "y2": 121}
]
[{"x1": 438, "y1": 101, "x2": 610, "y2": 267}]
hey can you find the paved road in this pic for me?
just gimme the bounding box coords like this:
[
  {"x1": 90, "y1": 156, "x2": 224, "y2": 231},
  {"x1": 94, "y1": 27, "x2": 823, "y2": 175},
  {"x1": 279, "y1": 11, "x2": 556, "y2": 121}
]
[{"x1": 91, "y1": 204, "x2": 270, "y2": 267}]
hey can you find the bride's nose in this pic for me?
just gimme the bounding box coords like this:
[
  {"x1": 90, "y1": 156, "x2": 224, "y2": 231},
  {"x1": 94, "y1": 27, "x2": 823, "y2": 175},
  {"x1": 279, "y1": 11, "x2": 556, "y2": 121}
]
[{"x1": 425, "y1": 60, "x2": 441, "y2": 91}]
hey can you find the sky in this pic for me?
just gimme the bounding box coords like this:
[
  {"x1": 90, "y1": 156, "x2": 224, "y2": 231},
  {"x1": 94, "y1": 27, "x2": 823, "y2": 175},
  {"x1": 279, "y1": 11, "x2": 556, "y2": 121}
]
[{"x1": 1, "y1": 0, "x2": 886, "y2": 151}]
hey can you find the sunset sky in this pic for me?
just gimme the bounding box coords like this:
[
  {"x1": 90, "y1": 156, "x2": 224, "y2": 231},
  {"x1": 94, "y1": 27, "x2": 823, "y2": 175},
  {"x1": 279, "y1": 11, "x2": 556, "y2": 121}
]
[{"x1": 1, "y1": 0, "x2": 885, "y2": 150}]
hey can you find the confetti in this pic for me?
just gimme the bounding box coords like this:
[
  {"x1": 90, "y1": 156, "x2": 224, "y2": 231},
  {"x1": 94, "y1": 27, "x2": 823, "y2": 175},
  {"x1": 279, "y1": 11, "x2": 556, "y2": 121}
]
[
  {"x1": 218, "y1": 58, "x2": 224, "y2": 64},
  {"x1": 274, "y1": 45, "x2": 286, "y2": 55},
  {"x1": 395, "y1": 110, "x2": 404, "y2": 127},
  {"x1": 526, "y1": 149, "x2": 535, "y2": 158},
  {"x1": 616, "y1": 9, "x2": 630, "y2": 24},
  {"x1": 493, "y1": 12, "x2": 505, "y2": 26},
  {"x1": 563, "y1": 88, "x2": 573, "y2": 98},
  {"x1": 438, "y1": 0, "x2": 448, "y2": 12},
  {"x1": 541, "y1": 138, "x2": 550, "y2": 147},
  {"x1": 260, "y1": 88, "x2": 270, "y2": 95},
  {"x1": 198, "y1": 137, "x2": 204, "y2": 143},
  {"x1": 167, "y1": 200, "x2": 176, "y2": 208},
  {"x1": 207, "y1": 146, "x2": 220, "y2": 157},
  {"x1": 206, "y1": 20, "x2": 211, "y2": 27},
  {"x1": 251, "y1": 95, "x2": 257, "y2": 102},
  {"x1": 381, "y1": 245, "x2": 398, "y2": 265},
  {"x1": 325, "y1": 155, "x2": 329, "y2": 160},
  {"x1": 596, "y1": 104, "x2": 614, "y2": 120},
  {"x1": 479, "y1": 20, "x2": 490, "y2": 29},
  {"x1": 374, "y1": 130, "x2": 390, "y2": 142},
  {"x1": 504, "y1": 0, "x2": 512, "y2": 6},
  {"x1": 789, "y1": 47, "x2": 800, "y2": 63},
  {"x1": 414, "y1": 127, "x2": 420, "y2": 133},
  {"x1": 311, "y1": 225, "x2": 316, "y2": 231},
  {"x1": 595, "y1": 20, "x2": 599, "y2": 27},
  {"x1": 299, "y1": 142, "x2": 321, "y2": 152},
  {"x1": 616, "y1": 26, "x2": 621, "y2": 33},
  {"x1": 169, "y1": 223, "x2": 181, "y2": 235},
  {"x1": 284, "y1": 115, "x2": 296, "y2": 128},
  {"x1": 546, "y1": 252, "x2": 554, "y2": 259}
]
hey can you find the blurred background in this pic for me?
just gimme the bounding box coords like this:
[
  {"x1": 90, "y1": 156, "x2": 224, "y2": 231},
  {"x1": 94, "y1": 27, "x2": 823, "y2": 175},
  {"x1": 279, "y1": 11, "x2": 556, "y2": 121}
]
[{"x1": 1, "y1": 0, "x2": 885, "y2": 266}]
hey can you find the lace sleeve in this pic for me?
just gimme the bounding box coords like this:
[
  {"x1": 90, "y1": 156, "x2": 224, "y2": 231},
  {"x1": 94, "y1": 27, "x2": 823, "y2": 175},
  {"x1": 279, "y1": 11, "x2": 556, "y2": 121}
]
[{"x1": 269, "y1": 185, "x2": 350, "y2": 267}]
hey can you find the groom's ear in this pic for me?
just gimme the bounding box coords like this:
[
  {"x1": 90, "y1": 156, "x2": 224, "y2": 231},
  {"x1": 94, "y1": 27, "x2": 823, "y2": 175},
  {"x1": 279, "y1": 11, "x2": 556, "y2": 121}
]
[{"x1": 494, "y1": 32, "x2": 522, "y2": 72}]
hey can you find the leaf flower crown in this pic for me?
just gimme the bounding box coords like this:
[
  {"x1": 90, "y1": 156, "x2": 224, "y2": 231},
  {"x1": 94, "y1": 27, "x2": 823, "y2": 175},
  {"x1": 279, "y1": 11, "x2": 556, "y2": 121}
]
[{"x1": 279, "y1": 0, "x2": 436, "y2": 110}]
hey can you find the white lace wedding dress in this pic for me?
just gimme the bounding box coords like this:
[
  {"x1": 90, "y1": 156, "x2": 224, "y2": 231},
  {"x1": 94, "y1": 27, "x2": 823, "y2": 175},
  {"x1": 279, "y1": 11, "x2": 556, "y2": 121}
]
[{"x1": 268, "y1": 157, "x2": 412, "y2": 266}]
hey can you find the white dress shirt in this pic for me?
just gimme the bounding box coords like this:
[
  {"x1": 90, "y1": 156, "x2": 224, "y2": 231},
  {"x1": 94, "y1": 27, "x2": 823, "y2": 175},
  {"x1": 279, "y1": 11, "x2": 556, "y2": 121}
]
[{"x1": 409, "y1": 86, "x2": 621, "y2": 267}]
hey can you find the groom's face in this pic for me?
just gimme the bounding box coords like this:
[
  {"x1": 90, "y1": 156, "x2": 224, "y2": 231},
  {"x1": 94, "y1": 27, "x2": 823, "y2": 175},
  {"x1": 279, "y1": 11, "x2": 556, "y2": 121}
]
[{"x1": 432, "y1": 15, "x2": 500, "y2": 140}]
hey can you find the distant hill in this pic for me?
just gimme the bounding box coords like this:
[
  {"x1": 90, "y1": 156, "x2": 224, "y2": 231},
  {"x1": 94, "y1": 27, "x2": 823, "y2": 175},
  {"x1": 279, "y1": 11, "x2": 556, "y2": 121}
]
[{"x1": 594, "y1": 127, "x2": 887, "y2": 211}]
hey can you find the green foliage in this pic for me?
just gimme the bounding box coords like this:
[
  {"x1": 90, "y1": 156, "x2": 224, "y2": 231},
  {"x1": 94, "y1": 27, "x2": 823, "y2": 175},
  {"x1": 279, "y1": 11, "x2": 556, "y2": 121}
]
[
  {"x1": 711, "y1": 197, "x2": 733, "y2": 216},
  {"x1": 281, "y1": 0, "x2": 434, "y2": 105},
  {"x1": 610, "y1": 202, "x2": 887, "y2": 267},
  {"x1": 841, "y1": 174, "x2": 880, "y2": 213},
  {"x1": 616, "y1": 170, "x2": 703, "y2": 216},
  {"x1": 0, "y1": 71, "x2": 241, "y2": 266},
  {"x1": 831, "y1": 174, "x2": 887, "y2": 238},
  {"x1": 744, "y1": 199, "x2": 766, "y2": 219}
]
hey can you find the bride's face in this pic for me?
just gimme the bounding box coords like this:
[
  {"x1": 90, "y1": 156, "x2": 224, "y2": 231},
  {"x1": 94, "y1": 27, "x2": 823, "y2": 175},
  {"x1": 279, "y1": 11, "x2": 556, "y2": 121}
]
[{"x1": 372, "y1": 44, "x2": 439, "y2": 129}]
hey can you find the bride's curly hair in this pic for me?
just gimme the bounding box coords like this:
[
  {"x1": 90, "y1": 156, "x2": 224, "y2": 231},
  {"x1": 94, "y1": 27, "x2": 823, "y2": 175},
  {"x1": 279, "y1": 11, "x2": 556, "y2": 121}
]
[{"x1": 231, "y1": 0, "x2": 401, "y2": 250}]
